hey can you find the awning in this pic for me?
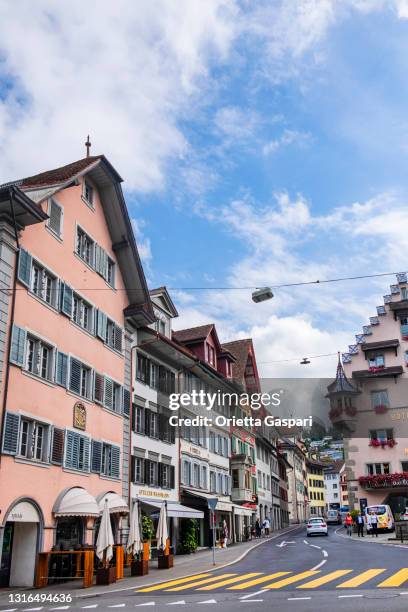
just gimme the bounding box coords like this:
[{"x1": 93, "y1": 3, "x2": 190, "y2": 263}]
[
  {"x1": 141, "y1": 500, "x2": 204, "y2": 519},
  {"x1": 7, "y1": 501, "x2": 40, "y2": 523},
  {"x1": 53, "y1": 487, "x2": 99, "y2": 518},
  {"x1": 232, "y1": 505, "x2": 254, "y2": 517},
  {"x1": 97, "y1": 492, "x2": 129, "y2": 515},
  {"x1": 186, "y1": 490, "x2": 233, "y2": 512}
]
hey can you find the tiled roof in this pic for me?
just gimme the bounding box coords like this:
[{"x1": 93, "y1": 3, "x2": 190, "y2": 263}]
[
  {"x1": 173, "y1": 324, "x2": 214, "y2": 344},
  {"x1": 222, "y1": 338, "x2": 253, "y2": 382},
  {"x1": 327, "y1": 358, "x2": 360, "y2": 395},
  {"x1": 323, "y1": 460, "x2": 345, "y2": 473},
  {"x1": 19, "y1": 156, "x2": 103, "y2": 188}
]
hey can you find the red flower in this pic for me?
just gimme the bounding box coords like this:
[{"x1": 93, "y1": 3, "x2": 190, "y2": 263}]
[{"x1": 374, "y1": 404, "x2": 388, "y2": 414}]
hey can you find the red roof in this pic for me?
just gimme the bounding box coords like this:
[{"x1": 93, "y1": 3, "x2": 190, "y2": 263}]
[
  {"x1": 221, "y1": 339, "x2": 255, "y2": 382},
  {"x1": 173, "y1": 324, "x2": 215, "y2": 344},
  {"x1": 20, "y1": 156, "x2": 103, "y2": 188}
]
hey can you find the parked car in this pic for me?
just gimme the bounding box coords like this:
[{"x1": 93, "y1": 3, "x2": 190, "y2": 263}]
[
  {"x1": 326, "y1": 509, "x2": 342, "y2": 525},
  {"x1": 306, "y1": 517, "x2": 328, "y2": 537},
  {"x1": 400, "y1": 507, "x2": 408, "y2": 521},
  {"x1": 365, "y1": 504, "x2": 394, "y2": 533}
]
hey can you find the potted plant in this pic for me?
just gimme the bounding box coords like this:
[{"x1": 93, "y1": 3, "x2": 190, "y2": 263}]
[
  {"x1": 158, "y1": 539, "x2": 174, "y2": 569},
  {"x1": 178, "y1": 519, "x2": 198, "y2": 554},
  {"x1": 141, "y1": 515, "x2": 154, "y2": 560},
  {"x1": 374, "y1": 404, "x2": 388, "y2": 414}
]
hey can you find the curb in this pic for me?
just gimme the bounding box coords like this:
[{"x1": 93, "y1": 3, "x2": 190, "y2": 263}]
[
  {"x1": 334, "y1": 526, "x2": 408, "y2": 548},
  {"x1": 78, "y1": 525, "x2": 302, "y2": 598}
]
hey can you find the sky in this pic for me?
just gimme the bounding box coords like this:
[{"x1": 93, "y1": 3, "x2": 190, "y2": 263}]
[{"x1": 1, "y1": 0, "x2": 408, "y2": 378}]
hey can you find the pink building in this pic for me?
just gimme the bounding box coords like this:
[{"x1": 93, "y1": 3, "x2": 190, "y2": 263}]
[
  {"x1": 0, "y1": 156, "x2": 153, "y2": 587},
  {"x1": 327, "y1": 273, "x2": 408, "y2": 519}
]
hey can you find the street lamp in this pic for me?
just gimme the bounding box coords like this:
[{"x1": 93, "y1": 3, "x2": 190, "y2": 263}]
[
  {"x1": 300, "y1": 358, "x2": 311, "y2": 365},
  {"x1": 252, "y1": 287, "x2": 274, "y2": 303}
]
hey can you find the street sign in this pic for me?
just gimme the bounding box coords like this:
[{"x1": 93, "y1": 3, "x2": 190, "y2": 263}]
[{"x1": 207, "y1": 498, "x2": 218, "y2": 512}]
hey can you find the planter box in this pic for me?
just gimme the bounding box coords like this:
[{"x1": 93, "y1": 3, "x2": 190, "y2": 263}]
[
  {"x1": 131, "y1": 560, "x2": 149, "y2": 576},
  {"x1": 158, "y1": 554, "x2": 174, "y2": 569},
  {"x1": 96, "y1": 566, "x2": 116, "y2": 585}
]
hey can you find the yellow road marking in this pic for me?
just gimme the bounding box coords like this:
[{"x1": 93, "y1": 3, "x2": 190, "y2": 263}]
[
  {"x1": 166, "y1": 574, "x2": 237, "y2": 591},
  {"x1": 265, "y1": 570, "x2": 320, "y2": 589},
  {"x1": 197, "y1": 573, "x2": 263, "y2": 590},
  {"x1": 378, "y1": 568, "x2": 408, "y2": 588},
  {"x1": 228, "y1": 572, "x2": 291, "y2": 590},
  {"x1": 337, "y1": 569, "x2": 386, "y2": 588},
  {"x1": 297, "y1": 570, "x2": 352, "y2": 589},
  {"x1": 137, "y1": 573, "x2": 211, "y2": 592}
]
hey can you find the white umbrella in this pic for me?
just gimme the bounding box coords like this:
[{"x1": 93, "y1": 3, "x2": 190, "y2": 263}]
[
  {"x1": 127, "y1": 501, "x2": 142, "y2": 557},
  {"x1": 156, "y1": 502, "x2": 169, "y2": 551},
  {"x1": 96, "y1": 499, "x2": 114, "y2": 564}
]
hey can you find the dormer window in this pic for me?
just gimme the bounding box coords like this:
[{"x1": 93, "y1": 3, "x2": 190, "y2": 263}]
[
  {"x1": 207, "y1": 343, "x2": 215, "y2": 366},
  {"x1": 83, "y1": 180, "x2": 94, "y2": 207}
]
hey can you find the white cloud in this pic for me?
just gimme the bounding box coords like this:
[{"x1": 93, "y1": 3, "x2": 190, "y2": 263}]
[
  {"x1": 262, "y1": 129, "x2": 312, "y2": 155},
  {"x1": 131, "y1": 218, "x2": 152, "y2": 273}
]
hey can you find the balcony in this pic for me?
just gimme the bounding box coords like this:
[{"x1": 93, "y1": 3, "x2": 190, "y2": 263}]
[
  {"x1": 231, "y1": 487, "x2": 253, "y2": 503},
  {"x1": 352, "y1": 365, "x2": 403, "y2": 380},
  {"x1": 359, "y1": 472, "x2": 408, "y2": 489}
]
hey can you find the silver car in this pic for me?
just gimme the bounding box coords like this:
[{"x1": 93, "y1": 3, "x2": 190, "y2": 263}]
[{"x1": 306, "y1": 517, "x2": 328, "y2": 537}]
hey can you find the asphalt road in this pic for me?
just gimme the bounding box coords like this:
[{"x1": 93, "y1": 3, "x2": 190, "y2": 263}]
[{"x1": 2, "y1": 526, "x2": 408, "y2": 612}]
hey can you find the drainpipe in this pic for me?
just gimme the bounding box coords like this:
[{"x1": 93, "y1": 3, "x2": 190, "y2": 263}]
[{"x1": 0, "y1": 189, "x2": 20, "y2": 468}]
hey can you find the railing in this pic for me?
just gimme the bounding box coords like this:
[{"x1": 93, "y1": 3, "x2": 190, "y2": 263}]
[{"x1": 359, "y1": 472, "x2": 408, "y2": 489}]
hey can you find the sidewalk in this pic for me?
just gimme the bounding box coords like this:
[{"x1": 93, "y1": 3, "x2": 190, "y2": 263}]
[
  {"x1": 336, "y1": 526, "x2": 408, "y2": 547},
  {"x1": 0, "y1": 525, "x2": 300, "y2": 603}
]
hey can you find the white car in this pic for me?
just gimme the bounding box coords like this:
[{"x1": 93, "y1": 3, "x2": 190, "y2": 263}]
[{"x1": 306, "y1": 517, "x2": 328, "y2": 537}]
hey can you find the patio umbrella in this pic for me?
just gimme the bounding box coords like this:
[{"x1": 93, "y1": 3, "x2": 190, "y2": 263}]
[
  {"x1": 127, "y1": 501, "x2": 142, "y2": 557},
  {"x1": 96, "y1": 499, "x2": 114, "y2": 564},
  {"x1": 156, "y1": 502, "x2": 169, "y2": 551}
]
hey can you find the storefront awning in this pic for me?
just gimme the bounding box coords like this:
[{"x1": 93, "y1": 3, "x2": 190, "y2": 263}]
[
  {"x1": 186, "y1": 490, "x2": 233, "y2": 513},
  {"x1": 141, "y1": 500, "x2": 204, "y2": 519},
  {"x1": 97, "y1": 492, "x2": 129, "y2": 514},
  {"x1": 232, "y1": 505, "x2": 254, "y2": 517},
  {"x1": 53, "y1": 487, "x2": 99, "y2": 518}
]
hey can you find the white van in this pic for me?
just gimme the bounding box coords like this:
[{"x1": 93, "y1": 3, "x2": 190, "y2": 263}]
[{"x1": 365, "y1": 504, "x2": 394, "y2": 532}]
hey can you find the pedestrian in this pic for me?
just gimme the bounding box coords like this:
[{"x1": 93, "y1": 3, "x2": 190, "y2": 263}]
[
  {"x1": 222, "y1": 520, "x2": 228, "y2": 548},
  {"x1": 255, "y1": 519, "x2": 261, "y2": 538},
  {"x1": 356, "y1": 511, "x2": 365, "y2": 537},
  {"x1": 264, "y1": 517, "x2": 270, "y2": 536},
  {"x1": 370, "y1": 511, "x2": 378, "y2": 537},
  {"x1": 345, "y1": 512, "x2": 353, "y2": 536}
]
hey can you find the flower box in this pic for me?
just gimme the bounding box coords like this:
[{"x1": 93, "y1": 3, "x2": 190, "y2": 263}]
[
  {"x1": 96, "y1": 566, "x2": 116, "y2": 585},
  {"x1": 158, "y1": 554, "x2": 174, "y2": 569},
  {"x1": 374, "y1": 404, "x2": 388, "y2": 414},
  {"x1": 131, "y1": 559, "x2": 149, "y2": 576}
]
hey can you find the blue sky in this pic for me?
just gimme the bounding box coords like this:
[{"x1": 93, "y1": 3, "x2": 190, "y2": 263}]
[{"x1": 1, "y1": 0, "x2": 408, "y2": 376}]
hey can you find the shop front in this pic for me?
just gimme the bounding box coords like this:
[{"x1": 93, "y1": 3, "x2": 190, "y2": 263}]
[{"x1": 232, "y1": 504, "x2": 254, "y2": 542}]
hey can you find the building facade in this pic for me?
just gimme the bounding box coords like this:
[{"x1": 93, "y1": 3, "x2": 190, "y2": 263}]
[
  {"x1": 0, "y1": 156, "x2": 153, "y2": 587},
  {"x1": 280, "y1": 437, "x2": 309, "y2": 523},
  {"x1": 306, "y1": 460, "x2": 325, "y2": 517},
  {"x1": 323, "y1": 461, "x2": 344, "y2": 509}
]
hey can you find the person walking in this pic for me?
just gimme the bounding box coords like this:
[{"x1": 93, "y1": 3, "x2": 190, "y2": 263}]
[
  {"x1": 345, "y1": 512, "x2": 353, "y2": 536},
  {"x1": 264, "y1": 517, "x2": 270, "y2": 536},
  {"x1": 356, "y1": 512, "x2": 365, "y2": 537},
  {"x1": 255, "y1": 519, "x2": 261, "y2": 538},
  {"x1": 370, "y1": 511, "x2": 378, "y2": 537}
]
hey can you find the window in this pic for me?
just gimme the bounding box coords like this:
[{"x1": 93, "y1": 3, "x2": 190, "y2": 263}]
[
  {"x1": 136, "y1": 353, "x2": 150, "y2": 384},
  {"x1": 132, "y1": 456, "x2": 144, "y2": 484},
  {"x1": 29, "y1": 260, "x2": 58, "y2": 308},
  {"x1": 106, "y1": 257, "x2": 115, "y2": 288},
  {"x1": 149, "y1": 412, "x2": 158, "y2": 438},
  {"x1": 112, "y1": 382, "x2": 123, "y2": 414},
  {"x1": 161, "y1": 464, "x2": 170, "y2": 488},
  {"x1": 76, "y1": 227, "x2": 95, "y2": 267},
  {"x1": 182, "y1": 460, "x2": 191, "y2": 485},
  {"x1": 48, "y1": 199, "x2": 63, "y2": 237},
  {"x1": 133, "y1": 405, "x2": 144, "y2": 434},
  {"x1": 201, "y1": 465, "x2": 207, "y2": 490},
  {"x1": 83, "y1": 180, "x2": 94, "y2": 207},
  {"x1": 210, "y1": 471, "x2": 216, "y2": 492},
  {"x1": 25, "y1": 334, "x2": 54, "y2": 381},
  {"x1": 148, "y1": 460, "x2": 158, "y2": 486},
  {"x1": 402, "y1": 287, "x2": 408, "y2": 301},
  {"x1": 72, "y1": 294, "x2": 94, "y2": 333},
  {"x1": 207, "y1": 344, "x2": 215, "y2": 366},
  {"x1": 370, "y1": 429, "x2": 393, "y2": 441},
  {"x1": 193, "y1": 463, "x2": 200, "y2": 488},
  {"x1": 401, "y1": 461, "x2": 408, "y2": 472},
  {"x1": 368, "y1": 353, "x2": 385, "y2": 368},
  {"x1": 371, "y1": 390, "x2": 389, "y2": 410},
  {"x1": 105, "y1": 318, "x2": 122, "y2": 352},
  {"x1": 367, "y1": 462, "x2": 390, "y2": 475},
  {"x1": 232, "y1": 469, "x2": 239, "y2": 489},
  {"x1": 401, "y1": 317, "x2": 408, "y2": 338},
  {"x1": 19, "y1": 418, "x2": 49, "y2": 462},
  {"x1": 69, "y1": 357, "x2": 92, "y2": 399},
  {"x1": 150, "y1": 363, "x2": 159, "y2": 389},
  {"x1": 101, "y1": 443, "x2": 120, "y2": 478},
  {"x1": 64, "y1": 431, "x2": 90, "y2": 472}
]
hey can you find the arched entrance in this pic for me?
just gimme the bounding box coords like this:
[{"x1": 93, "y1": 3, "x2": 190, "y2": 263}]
[
  {"x1": 384, "y1": 492, "x2": 408, "y2": 517},
  {"x1": 1, "y1": 499, "x2": 42, "y2": 587}
]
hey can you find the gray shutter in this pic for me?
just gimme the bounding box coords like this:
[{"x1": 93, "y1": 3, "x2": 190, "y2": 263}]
[
  {"x1": 111, "y1": 446, "x2": 120, "y2": 478},
  {"x1": 83, "y1": 436, "x2": 91, "y2": 472},
  {"x1": 64, "y1": 430, "x2": 76, "y2": 469},
  {"x1": 114, "y1": 325, "x2": 123, "y2": 352},
  {"x1": 96, "y1": 310, "x2": 107, "y2": 341},
  {"x1": 49, "y1": 200, "x2": 62, "y2": 235},
  {"x1": 17, "y1": 248, "x2": 32, "y2": 287},
  {"x1": 10, "y1": 325, "x2": 26, "y2": 367},
  {"x1": 91, "y1": 440, "x2": 102, "y2": 473},
  {"x1": 51, "y1": 428, "x2": 65, "y2": 465},
  {"x1": 122, "y1": 388, "x2": 130, "y2": 417},
  {"x1": 100, "y1": 248, "x2": 108, "y2": 279},
  {"x1": 2, "y1": 412, "x2": 20, "y2": 455},
  {"x1": 55, "y1": 351, "x2": 68, "y2": 387},
  {"x1": 60, "y1": 283, "x2": 73, "y2": 317},
  {"x1": 94, "y1": 372, "x2": 105, "y2": 404},
  {"x1": 95, "y1": 244, "x2": 101, "y2": 275},
  {"x1": 104, "y1": 377, "x2": 113, "y2": 409},
  {"x1": 69, "y1": 357, "x2": 81, "y2": 394}
]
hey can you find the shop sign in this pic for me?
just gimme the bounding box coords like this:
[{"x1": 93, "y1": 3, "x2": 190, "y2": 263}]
[
  {"x1": 73, "y1": 402, "x2": 87, "y2": 430},
  {"x1": 138, "y1": 489, "x2": 170, "y2": 498}
]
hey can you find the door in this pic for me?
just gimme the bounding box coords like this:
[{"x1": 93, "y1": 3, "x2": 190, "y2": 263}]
[{"x1": 0, "y1": 523, "x2": 14, "y2": 587}]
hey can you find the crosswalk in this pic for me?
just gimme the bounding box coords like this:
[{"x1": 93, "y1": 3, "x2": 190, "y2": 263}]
[{"x1": 136, "y1": 568, "x2": 408, "y2": 592}]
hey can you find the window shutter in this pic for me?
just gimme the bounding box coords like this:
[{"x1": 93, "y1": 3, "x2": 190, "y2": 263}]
[
  {"x1": 49, "y1": 199, "x2": 62, "y2": 235},
  {"x1": 9, "y1": 325, "x2": 26, "y2": 367},
  {"x1": 69, "y1": 357, "x2": 81, "y2": 394},
  {"x1": 64, "y1": 430, "x2": 76, "y2": 469},
  {"x1": 96, "y1": 310, "x2": 107, "y2": 341},
  {"x1": 2, "y1": 412, "x2": 20, "y2": 455},
  {"x1": 94, "y1": 372, "x2": 105, "y2": 404},
  {"x1": 60, "y1": 283, "x2": 73, "y2": 317},
  {"x1": 170, "y1": 419, "x2": 175, "y2": 444},
  {"x1": 159, "y1": 366, "x2": 166, "y2": 393},
  {"x1": 130, "y1": 456, "x2": 135, "y2": 483},
  {"x1": 51, "y1": 428, "x2": 65, "y2": 464},
  {"x1": 170, "y1": 465, "x2": 175, "y2": 489},
  {"x1": 17, "y1": 248, "x2": 32, "y2": 287},
  {"x1": 91, "y1": 440, "x2": 102, "y2": 473},
  {"x1": 104, "y1": 377, "x2": 113, "y2": 409},
  {"x1": 111, "y1": 446, "x2": 120, "y2": 478},
  {"x1": 55, "y1": 351, "x2": 68, "y2": 387},
  {"x1": 83, "y1": 436, "x2": 91, "y2": 472},
  {"x1": 95, "y1": 244, "x2": 101, "y2": 275},
  {"x1": 144, "y1": 408, "x2": 151, "y2": 437},
  {"x1": 122, "y1": 388, "x2": 130, "y2": 417},
  {"x1": 158, "y1": 462, "x2": 163, "y2": 487},
  {"x1": 114, "y1": 325, "x2": 123, "y2": 352},
  {"x1": 144, "y1": 459, "x2": 151, "y2": 485}
]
